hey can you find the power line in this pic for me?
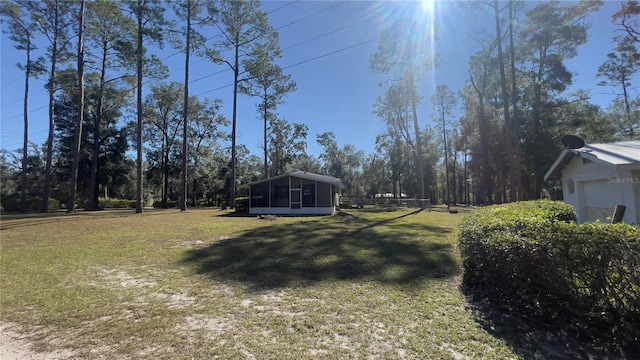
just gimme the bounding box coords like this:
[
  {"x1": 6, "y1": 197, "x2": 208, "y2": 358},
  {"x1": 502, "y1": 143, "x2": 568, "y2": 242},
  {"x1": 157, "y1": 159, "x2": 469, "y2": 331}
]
[
  {"x1": 1, "y1": 128, "x2": 52, "y2": 149},
  {"x1": 1, "y1": 0, "x2": 300, "y2": 115},
  {"x1": 193, "y1": 83, "x2": 234, "y2": 97},
  {"x1": 159, "y1": 0, "x2": 300, "y2": 63},
  {"x1": 193, "y1": 36, "x2": 380, "y2": 97},
  {"x1": 275, "y1": 1, "x2": 346, "y2": 31},
  {"x1": 166, "y1": 0, "x2": 342, "y2": 84},
  {"x1": 282, "y1": 13, "x2": 382, "y2": 52},
  {"x1": 189, "y1": 68, "x2": 229, "y2": 85},
  {"x1": 2, "y1": 1, "x2": 373, "y2": 127},
  {"x1": 1, "y1": 87, "x2": 48, "y2": 110},
  {"x1": 1, "y1": 104, "x2": 48, "y2": 123},
  {"x1": 267, "y1": 0, "x2": 300, "y2": 15},
  {"x1": 1, "y1": 76, "x2": 24, "y2": 90},
  {"x1": 282, "y1": 37, "x2": 379, "y2": 70},
  {"x1": 3, "y1": 34, "x2": 380, "y2": 123},
  {"x1": 183, "y1": 1, "x2": 358, "y2": 88}
]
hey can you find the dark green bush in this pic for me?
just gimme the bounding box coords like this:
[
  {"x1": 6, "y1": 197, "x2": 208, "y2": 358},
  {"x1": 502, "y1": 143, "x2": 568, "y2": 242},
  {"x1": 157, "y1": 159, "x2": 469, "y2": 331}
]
[
  {"x1": 459, "y1": 200, "x2": 639, "y2": 347},
  {"x1": 1, "y1": 194, "x2": 60, "y2": 212},
  {"x1": 153, "y1": 199, "x2": 178, "y2": 208},
  {"x1": 98, "y1": 198, "x2": 136, "y2": 208},
  {"x1": 235, "y1": 197, "x2": 249, "y2": 212}
]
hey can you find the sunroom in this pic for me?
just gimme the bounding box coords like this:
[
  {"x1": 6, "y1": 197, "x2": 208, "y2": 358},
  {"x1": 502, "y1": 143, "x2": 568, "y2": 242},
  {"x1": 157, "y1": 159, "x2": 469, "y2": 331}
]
[{"x1": 245, "y1": 171, "x2": 343, "y2": 215}]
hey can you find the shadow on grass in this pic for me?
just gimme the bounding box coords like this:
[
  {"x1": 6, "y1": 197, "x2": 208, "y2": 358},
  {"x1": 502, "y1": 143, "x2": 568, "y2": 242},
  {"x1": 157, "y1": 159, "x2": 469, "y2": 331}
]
[
  {"x1": 468, "y1": 300, "x2": 635, "y2": 359},
  {"x1": 215, "y1": 208, "x2": 258, "y2": 217},
  {"x1": 0, "y1": 208, "x2": 188, "y2": 230},
  {"x1": 181, "y1": 211, "x2": 459, "y2": 291},
  {"x1": 216, "y1": 211, "x2": 329, "y2": 218}
]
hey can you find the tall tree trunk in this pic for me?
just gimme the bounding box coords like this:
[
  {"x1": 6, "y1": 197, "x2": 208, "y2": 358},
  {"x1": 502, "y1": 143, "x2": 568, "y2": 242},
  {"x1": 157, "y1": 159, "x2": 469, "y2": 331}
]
[
  {"x1": 622, "y1": 73, "x2": 633, "y2": 137},
  {"x1": 532, "y1": 81, "x2": 542, "y2": 199},
  {"x1": 181, "y1": 1, "x2": 191, "y2": 212},
  {"x1": 263, "y1": 94, "x2": 268, "y2": 179},
  {"x1": 192, "y1": 178, "x2": 197, "y2": 207},
  {"x1": 469, "y1": 72, "x2": 493, "y2": 205},
  {"x1": 135, "y1": 0, "x2": 144, "y2": 213},
  {"x1": 441, "y1": 110, "x2": 450, "y2": 211},
  {"x1": 452, "y1": 146, "x2": 457, "y2": 205},
  {"x1": 88, "y1": 37, "x2": 108, "y2": 210},
  {"x1": 509, "y1": 0, "x2": 522, "y2": 201},
  {"x1": 479, "y1": 101, "x2": 493, "y2": 205},
  {"x1": 41, "y1": 2, "x2": 60, "y2": 213},
  {"x1": 229, "y1": 35, "x2": 239, "y2": 209},
  {"x1": 163, "y1": 146, "x2": 169, "y2": 208},
  {"x1": 21, "y1": 38, "x2": 32, "y2": 213},
  {"x1": 494, "y1": 0, "x2": 515, "y2": 202},
  {"x1": 408, "y1": 68, "x2": 425, "y2": 206},
  {"x1": 463, "y1": 148, "x2": 469, "y2": 205},
  {"x1": 68, "y1": 0, "x2": 85, "y2": 213},
  {"x1": 393, "y1": 137, "x2": 399, "y2": 198}
]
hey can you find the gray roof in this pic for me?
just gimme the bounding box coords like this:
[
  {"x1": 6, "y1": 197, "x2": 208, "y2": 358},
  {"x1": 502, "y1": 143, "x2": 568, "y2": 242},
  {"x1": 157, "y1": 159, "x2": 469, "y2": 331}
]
[
  {"x1": 544, "y1": 140, "x2": 640, "y2": 180},
  {"x1": 243, "y1": 170, "x2": 344, "y2": 187}
]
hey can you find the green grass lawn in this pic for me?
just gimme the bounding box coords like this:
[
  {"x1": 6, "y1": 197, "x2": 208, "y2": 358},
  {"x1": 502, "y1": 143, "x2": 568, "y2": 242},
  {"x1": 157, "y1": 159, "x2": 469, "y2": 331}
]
[{"x1": 0, "y1": 207, "x2": 612, "y2": 359}]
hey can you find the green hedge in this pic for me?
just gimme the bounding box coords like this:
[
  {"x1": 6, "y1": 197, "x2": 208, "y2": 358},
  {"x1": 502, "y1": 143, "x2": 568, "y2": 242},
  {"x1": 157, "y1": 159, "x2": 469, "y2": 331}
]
[
  {"x1": 98, "y1": 198, "x2": 137, "y2": 209},
  {"x1": 1, "y1": 194, "x2": 60, "y2": 212},
  {"x1": 235, "y1": 197, "x2": 249, "y2": 212},
  {"x1": 153, "y1": 200, "x2": 178, "y2": 208},
  {"x1": 459, "y1": 200, "x2": 639, "y2": 347}
]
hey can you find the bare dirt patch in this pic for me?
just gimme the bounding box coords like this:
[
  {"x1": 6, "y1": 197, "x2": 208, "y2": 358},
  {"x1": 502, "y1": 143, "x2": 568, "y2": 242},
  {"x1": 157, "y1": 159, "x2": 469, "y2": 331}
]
[
  {"x1": 92, "y1": 267, "x2": 157, "y2": 288},
  {"x1": 180, "y1": 315, "x2": 236, "y2": 335},
  {"x1": 0, "y1": 323, "x2": 74, "y2": 360},
  {"x1": 147, "y1": 292, "x2": 196, "y2": 308}
]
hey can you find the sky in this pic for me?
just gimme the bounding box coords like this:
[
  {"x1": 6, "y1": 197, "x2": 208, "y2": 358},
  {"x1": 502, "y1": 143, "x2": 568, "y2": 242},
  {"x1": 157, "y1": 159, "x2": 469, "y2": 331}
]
[{"x1": 0, "y1": 0, "x2": 635, "y2": 160}]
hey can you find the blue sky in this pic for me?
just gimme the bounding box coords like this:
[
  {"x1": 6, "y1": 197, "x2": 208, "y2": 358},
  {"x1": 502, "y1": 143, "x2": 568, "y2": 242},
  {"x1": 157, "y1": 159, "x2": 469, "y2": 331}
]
[{"x1": 0, "y1": 0, "x2": 634, "y2": 159}]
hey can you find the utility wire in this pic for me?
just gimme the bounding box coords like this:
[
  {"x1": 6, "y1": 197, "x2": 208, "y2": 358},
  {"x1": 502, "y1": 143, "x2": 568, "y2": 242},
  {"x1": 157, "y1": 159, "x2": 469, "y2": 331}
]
[
  {"x1": 282, "y1": 37, "x2": 379, "y2": 70},
  {"x1": 167, "y1": 0, "x2": 345, "y2": 83},
  {"x1": 282, "y1": 13, "x2": 381, "y2": 52},
  {"x1": 1, "y1": 76, "x2": 24, "y2": 90},
  {"x1": 1, "y1": 0, "x2": 300, "y2": 116},
  {"x1": 1, "y1": 87, "x2": 48, "y2": 110},
  {"x1": 275, "y1": 1, "x2": 346, "y2": 31},
  {"x1": 2, "y1": 33, "x2": 379, "y2": 126},
  {"x1": 159, "y1": 0, "x2": 300, "y2": 62},
  {"x1": 1, "y1": 104, "x2": 49, "y2": 123},
  {"x1": 193, "y1": 36, "x2": 379, "y2": 97},
  {"x1": 2, "y1": 1, "x2": 366, "y2": 126}
]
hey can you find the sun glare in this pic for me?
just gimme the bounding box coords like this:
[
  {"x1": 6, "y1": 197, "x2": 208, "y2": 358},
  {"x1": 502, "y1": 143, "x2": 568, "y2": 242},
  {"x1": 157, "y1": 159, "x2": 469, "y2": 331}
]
[
  {"x1": 420, "y1": 0, "x2": 436, "y2": 15},
  {"x1": 418, "y1": 0, "x2": 438, "y2": 94}
]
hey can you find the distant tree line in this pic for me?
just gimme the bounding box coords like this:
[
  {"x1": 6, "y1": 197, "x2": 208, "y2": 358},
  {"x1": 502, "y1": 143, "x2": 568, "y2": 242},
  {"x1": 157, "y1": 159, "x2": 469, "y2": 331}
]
[
  {"x1": 370, "y1": 0, "x2": 640, "y2": 206},
  {"x1": 1, "y1": 0, "x2": 639, "y2": 212}
]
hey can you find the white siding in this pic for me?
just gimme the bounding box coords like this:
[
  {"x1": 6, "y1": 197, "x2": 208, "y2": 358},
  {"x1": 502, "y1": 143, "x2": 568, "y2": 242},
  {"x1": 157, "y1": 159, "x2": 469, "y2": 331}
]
[
  {"x1": 249, "y1": 207, "x2": 336, "y2": 215},
  {"x1": 561, "y1": 157, "x2": 639, "y2": 224}
]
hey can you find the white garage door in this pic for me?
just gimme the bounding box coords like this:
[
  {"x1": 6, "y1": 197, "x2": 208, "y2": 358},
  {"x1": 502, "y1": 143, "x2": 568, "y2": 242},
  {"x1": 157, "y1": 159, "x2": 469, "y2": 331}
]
[{"x1": 581, "y1": 179, "x2": 623, "y2": 223}]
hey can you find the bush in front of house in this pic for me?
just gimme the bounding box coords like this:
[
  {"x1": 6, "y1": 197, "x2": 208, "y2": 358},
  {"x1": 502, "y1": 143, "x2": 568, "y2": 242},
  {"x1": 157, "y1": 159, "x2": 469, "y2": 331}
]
[
  {"x1": 459, "y1": 200, "x2": 640, "y2": 348},
  {"x1": 235, "y1": 197, "x2": 249, "y2": 212}
]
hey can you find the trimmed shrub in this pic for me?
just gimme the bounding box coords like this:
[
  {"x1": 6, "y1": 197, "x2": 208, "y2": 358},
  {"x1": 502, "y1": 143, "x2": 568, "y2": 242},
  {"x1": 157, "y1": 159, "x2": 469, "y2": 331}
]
[
  {"x1": 152, "y1": 199, "x2": 178, "y2": 208},
  {"x1": 98, "y1": 198, "x2": 137, "y2": 209},
  {"x1": 235, "y1": 197, "x2": 249, "y2": 212},
  {"x1": 1, "y1": 194, "x2": 60, "y2": 212},
  {"x1": 459, "y1": 200, "x2": 639, "y2": 347}
]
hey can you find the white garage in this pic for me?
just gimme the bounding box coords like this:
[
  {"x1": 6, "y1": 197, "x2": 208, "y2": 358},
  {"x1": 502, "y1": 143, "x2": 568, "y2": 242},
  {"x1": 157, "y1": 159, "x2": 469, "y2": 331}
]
[{"x1": 544, "y1": 140, "x2": 640, "y2": 224}]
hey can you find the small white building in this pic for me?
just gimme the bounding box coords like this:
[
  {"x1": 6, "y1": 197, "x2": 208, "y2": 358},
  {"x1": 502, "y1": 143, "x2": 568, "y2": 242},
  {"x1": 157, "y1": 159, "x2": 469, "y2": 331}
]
[
  {"x1": 244, "y1": 171, "x2": 343, "y2": 215},
  {"x1": 544, "y1": 140, "x2": 640, "y2": 224}
]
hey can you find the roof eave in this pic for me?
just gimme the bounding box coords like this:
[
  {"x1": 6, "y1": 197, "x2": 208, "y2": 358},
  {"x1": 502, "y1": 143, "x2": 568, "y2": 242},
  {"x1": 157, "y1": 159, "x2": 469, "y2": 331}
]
[
  {"x1": 242, "y1": 172, "x2": 344, "y2": 188},
  {"x1": 544, "y1": 149, "x2": 573, "y2": 181}
]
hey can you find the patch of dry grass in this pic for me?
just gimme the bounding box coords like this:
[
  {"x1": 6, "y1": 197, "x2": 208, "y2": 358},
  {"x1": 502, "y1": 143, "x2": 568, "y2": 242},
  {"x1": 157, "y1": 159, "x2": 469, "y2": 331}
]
[{"x1": 0, "y1": 207, "x2": 568, "y2": 359}]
